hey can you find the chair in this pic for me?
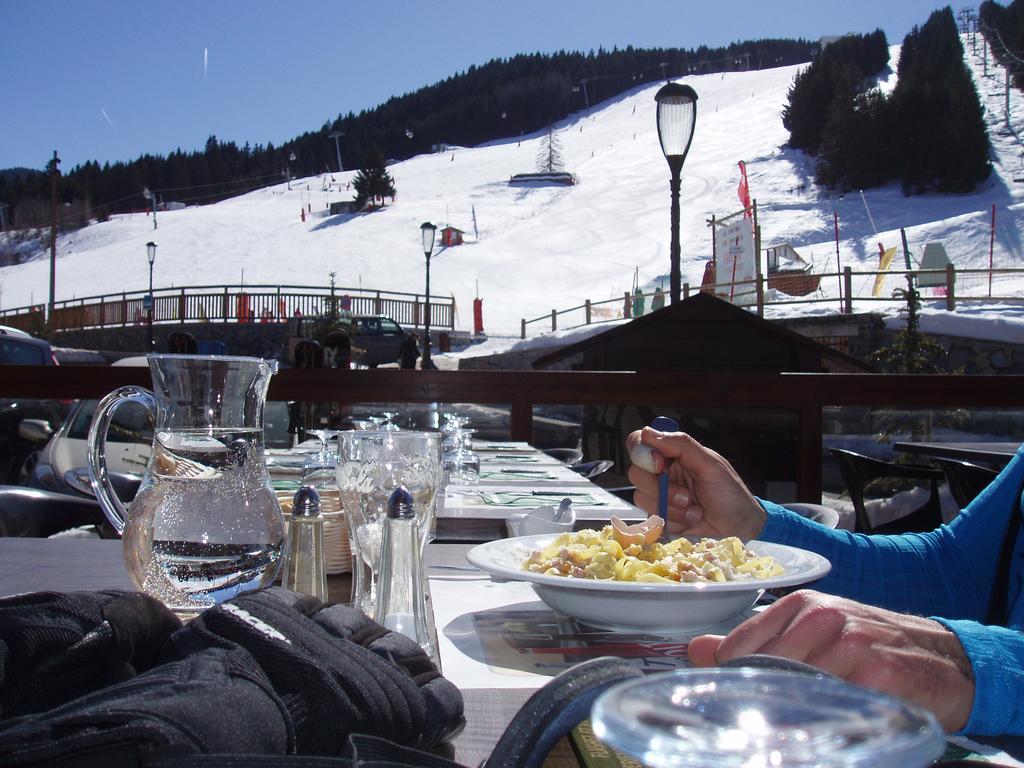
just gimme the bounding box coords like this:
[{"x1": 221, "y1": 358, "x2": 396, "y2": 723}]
[
  {"x1": 827, "y1": 448, "x2": 944, "y2": 535},
  {"x1": 542, "y1": 448, "x2": 584, "y2": 466},
  {"x1": 929, "y1": 456, "x2": 999, "y2": 509},
  {"x1": 0, "y1": 486, "x2": 113, "y2": 538},
  {"x1": 570, "y1": 459, "x2": 614, "y2": 479}
]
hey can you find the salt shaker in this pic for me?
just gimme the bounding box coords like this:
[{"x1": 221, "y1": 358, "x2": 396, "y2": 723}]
[
  {"x1": 375, "y1": 486, "x2": 433, "y2": 657},
  {"x1": 281, "y1": 484, "x2": 328, "y2": 602}
]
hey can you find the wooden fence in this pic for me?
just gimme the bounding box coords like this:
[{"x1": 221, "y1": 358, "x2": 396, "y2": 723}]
[
  {"x1": 2, "y1": 365, "x2": 1022, "y2": 504},
  {"x1": 0, "y1": 284, "x2": 455, "y2": 334},
  {"x1": 521, "y1": 265, "x2": 1024, "y2": 337}
]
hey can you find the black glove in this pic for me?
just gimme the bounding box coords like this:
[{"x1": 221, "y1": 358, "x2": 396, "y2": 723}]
[
  {"x1": 0, "y1": 590, "x2": 181, "y2": 720},
  {"x1": 162, "y1": 588, "x2": 464, "y2": 756},
  {"x1": 0, "y1": 645, "x2": 291, "y2": 767}
]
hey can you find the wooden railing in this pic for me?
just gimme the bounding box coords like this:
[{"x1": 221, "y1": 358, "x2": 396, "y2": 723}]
[
  {"x1": 2, "y1": 366, "x2": 1022, "y2": 503},
  {"x1": 0, "y1": 283, "x2": 455, "y2": 334},
  {"x1": 521, "y1": 265, "x2": 1024, "y2": 337}
]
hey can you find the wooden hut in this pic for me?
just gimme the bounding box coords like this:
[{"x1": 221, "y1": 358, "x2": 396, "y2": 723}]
[{"x1": 531, "y1": 292, "x2": 872, "y2": 501}]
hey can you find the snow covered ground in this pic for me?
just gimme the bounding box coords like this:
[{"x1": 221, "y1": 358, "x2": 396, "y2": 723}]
[{"x1": 2, "y1": 35, "x2": 1023, "y2": 354}]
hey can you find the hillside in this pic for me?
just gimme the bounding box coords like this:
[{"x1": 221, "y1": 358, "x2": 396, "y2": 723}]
[{"x1": 1, "y1": 34, "x2": 1022, "y2": 337}]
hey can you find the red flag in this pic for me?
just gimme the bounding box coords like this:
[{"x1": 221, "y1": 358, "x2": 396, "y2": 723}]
[{"x1": 737, "y1": 160, "x2": 752, "y2": 218}]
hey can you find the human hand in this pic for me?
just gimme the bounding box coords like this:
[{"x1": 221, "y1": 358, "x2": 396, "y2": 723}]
[
  {"x1": 625, "y1": 427, "x2": 765, "y2": 540},
  {"x1": 687, "y1": 590, "x2": 975, "y2": 732}
]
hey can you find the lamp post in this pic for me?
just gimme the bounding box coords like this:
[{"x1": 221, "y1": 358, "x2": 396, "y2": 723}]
[
  {"x1": 146, "y1": 241, "x2": 157, "y2": 350},
  {"x1": 420, "y1": 222, "x2": 437, "y2": 369},
  {"x1": 287, "y1": 152, "x2": 296, "y2": 190},
  {"x1": 654, "y1": 82, "x2": 698, "y2": 304}
]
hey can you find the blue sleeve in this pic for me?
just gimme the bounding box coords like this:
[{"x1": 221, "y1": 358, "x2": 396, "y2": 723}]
[
  {"x1": 756, "y1": 447, "x2": 1024, "y2": 736},
  {"x1": 757, "y1": 449, "x2": 1024, "y2": 617}
]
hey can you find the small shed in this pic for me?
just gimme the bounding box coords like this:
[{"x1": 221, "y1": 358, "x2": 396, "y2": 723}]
[
  {"x1": 531, "y1": 292, "x2": 872, "y2": 502},
  {"x1": 329, "y1": 200, "x2": 358, "y2": 215},
  {"x1": 441, "y1": 226, "x2": 464, "y2": 247}
]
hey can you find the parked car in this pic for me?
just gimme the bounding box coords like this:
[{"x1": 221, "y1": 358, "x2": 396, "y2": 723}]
[
  {"x1": 292, "y1": 314, "x2": 411, "y2": 368},
  {"x1": 29, "y1": 395, "x2": 294, "y2": 498},
  {"x1": 0, "y1": 325, "x2": 57, "y2": 366},
  {"x1": 342, "y1": 315, "x2": 410, "y2": 368},
  {"x1": 0, "y1": 326, "x2": 66, "y2": 484}
]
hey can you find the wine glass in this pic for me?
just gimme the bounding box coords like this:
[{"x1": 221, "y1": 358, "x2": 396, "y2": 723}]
[{"x1": 336, "y1": 430, "x2": 442, "y2": 616}]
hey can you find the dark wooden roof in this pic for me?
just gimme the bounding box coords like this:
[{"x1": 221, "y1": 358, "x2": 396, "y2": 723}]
[{"x1": 531, "y1": 292, "x2": 873, "y2": 373}]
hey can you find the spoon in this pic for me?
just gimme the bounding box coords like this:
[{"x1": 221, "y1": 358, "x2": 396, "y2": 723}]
[{"x1": 649, "y1": 416, "x2": 679, "y2": 524}]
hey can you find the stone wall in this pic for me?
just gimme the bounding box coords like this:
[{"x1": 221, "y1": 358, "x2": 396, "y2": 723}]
[
  {"x1": 776, "y1": 313, "x2": 1024, "y2": 374},
  {"x1": 52, "y1": 322, "x2": 290, "y2": 361}
]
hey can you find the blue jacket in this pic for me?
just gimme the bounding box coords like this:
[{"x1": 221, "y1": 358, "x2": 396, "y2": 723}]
[{"x1": 758, "y1": 446, "x2": 1024, "y2": 736}]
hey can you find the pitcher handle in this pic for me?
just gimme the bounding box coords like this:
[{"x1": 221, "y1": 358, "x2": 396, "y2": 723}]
[{"x1": 87, "y1": 385, "x2": 155, "y2": 536}]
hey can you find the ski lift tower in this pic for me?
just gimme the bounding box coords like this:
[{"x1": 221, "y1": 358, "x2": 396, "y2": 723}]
[{"x1": 329, "y1": 131, "x2": 344, "y2": 173}]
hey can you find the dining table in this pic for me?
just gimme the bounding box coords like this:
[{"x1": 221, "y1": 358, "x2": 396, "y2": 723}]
[
  {"x1": 4, "y1": 536, "x2": 1024, "y2": 766},
  {"x1": 437, "y1": 441, "x2": 640, "y2": 542},
  {"x1": 0, "y1": 536, "x2": 583, "y2": 767},
  {"x1": 893, "y1": 440, "x2": 1020, "y2": 467}
]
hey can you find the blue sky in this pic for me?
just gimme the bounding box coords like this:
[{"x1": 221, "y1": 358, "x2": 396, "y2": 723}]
[{"x1": 2, "y1": 0, "x2": 966, "y2": 171}]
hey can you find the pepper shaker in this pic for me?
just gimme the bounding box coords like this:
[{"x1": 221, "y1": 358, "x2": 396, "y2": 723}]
[
  {"x1": 375, "y1": 485, "x2": 433, "y2": 657},
  {"x1": 281, "y1": 484, "x2": 328, "y2": 602}
]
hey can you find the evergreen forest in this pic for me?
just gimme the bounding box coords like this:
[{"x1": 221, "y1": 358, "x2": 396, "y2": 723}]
[
  {"x1": 785, "y1": 7, "x2": 991, "y2": 193},
  {"x1": 980, "y1": 0, "x2": 1024, "y2": 87}
]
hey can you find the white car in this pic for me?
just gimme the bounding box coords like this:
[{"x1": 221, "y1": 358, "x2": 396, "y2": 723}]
[{"x1": 28, "y1": 357, "x2": 293, "y2": 498}]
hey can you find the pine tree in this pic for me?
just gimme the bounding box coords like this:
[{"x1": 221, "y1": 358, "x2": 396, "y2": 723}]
[
  {"x1": 351, "y1": 147, "x2": 396, "y2": 210},
  {"x1": 536, "y1": 128, "x2": 564, "y2": 173},
  {"x1": 868, "y1": 275, "x2": 964, "y2": 442}
]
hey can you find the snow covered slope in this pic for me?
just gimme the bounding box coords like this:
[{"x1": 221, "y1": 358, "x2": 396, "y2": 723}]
[{"x1": 1, "y1": 37, "x2": 1022, "y2": 337}]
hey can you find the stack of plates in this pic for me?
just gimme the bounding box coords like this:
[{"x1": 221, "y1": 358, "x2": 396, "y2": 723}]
[{"x1": 276, "y1": 488, "x2": 352, "y2": 575}]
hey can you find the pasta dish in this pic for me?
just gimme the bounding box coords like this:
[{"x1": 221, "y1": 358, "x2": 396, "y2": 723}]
[{"x1": 521, "y1": 520, "x2": 784, "y2": 584}]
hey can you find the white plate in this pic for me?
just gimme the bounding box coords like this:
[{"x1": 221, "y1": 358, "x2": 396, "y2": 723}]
[{"x1": 467, "y1": 534, "x2": 831, "y2": 633}]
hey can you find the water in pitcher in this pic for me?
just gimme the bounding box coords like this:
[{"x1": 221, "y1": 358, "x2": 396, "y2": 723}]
[{"x1": 123, "y1": 428, "x2": 284, "y2": 613}]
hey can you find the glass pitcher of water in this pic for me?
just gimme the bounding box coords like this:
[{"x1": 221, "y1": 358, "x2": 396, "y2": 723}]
[{"x1": 87, "y1": 354, "x2": 285, "y2": 615}]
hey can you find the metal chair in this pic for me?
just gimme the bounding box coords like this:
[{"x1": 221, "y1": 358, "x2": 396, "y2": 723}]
[
  {"x1": 827, "y1": 448, "x2": 944, "y2": 535},
  {"x1": 928, "y1": 456, "x2": 999, "y2": 509},
  {"x1": 542, "y1": 448, "x2": 584, "y2": 466}
]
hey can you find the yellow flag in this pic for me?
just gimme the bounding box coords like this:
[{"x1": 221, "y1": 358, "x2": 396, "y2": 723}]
[{"x1": 872, "y1": 247, "x2": 897, "y2": 297}]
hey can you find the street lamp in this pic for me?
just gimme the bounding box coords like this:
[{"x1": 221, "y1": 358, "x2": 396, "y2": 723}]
[
  {"x1": 146, "y1": 241, "x2": 157, "y2": 350},
  {"x1": 420, "y1": 222, "x2": 437, "y2": 369},
  {"x1": 654, "y1": 82, "x2": 698, "y2": 304}
]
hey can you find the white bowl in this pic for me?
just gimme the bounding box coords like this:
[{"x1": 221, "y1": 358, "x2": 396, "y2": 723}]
[{"x1": 467, "y1": 534, "x2": 831, "y2": 634}]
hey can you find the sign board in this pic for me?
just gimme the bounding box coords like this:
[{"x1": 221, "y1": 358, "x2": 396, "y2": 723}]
[
  {"x1": 714, "y1": 219, "x2": 756, "y2": 304},
  {"x1": 918, "y1": 242, "x2": 951, "y2": 287},
  {"x1": 143, "y1": 294, "x2": 153, "y2": 311}
]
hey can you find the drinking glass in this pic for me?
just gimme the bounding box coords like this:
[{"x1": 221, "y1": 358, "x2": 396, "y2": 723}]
[
  {"x1": 443, "y1": 427, "x2": 480, "y2": 485},
  {"x1": 590, "y1": 668, "x2": 945, "y2": 768},
  {"x1": 336, "y1": 430, "x2": 442, "y2": 615}
]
